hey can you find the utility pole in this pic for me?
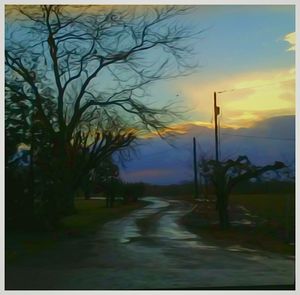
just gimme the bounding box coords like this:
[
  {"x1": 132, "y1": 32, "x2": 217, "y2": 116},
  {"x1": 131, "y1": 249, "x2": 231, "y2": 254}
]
[
  {"x1": 214, "y1": 92, "x2": 220, "y2": 162},
  {"x1": 193, "y1": 137, "x2": 199, "y2": 199}
]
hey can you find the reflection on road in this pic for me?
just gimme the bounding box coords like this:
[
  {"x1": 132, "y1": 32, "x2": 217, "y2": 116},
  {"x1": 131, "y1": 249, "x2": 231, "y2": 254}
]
[
  {"x1": 101, "y1": 196, "x2": 202, "y2": 244},
  {"x1": 100, "y1": 196, "x2": 218, "y2": 250},
  {"x1": 6, "y1": 196, "x2": 295, "y2": 290},
  {"x1": 82, "y1": 196, "x2": 294, "y2": 289}
]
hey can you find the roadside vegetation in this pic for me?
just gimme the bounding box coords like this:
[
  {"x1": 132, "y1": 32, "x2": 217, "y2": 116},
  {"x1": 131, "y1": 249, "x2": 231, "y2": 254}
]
[
  {"x1": 143, "y1": 180, "x2": 295, "y2": 255},
  {"x1": 181, "y1": 193, "x2": 295, "y2": 256},
  {"x1": 6, "y1": 197, "x2": 146, "y2": 264}
]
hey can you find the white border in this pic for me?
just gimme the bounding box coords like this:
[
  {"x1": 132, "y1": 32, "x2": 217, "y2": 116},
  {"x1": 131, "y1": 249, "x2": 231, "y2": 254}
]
[
  {"x1": 1, "y1": 0, "x2": 298, "y2": 4},
  {"x1": 1, "y1": 1, "x2": 298, "y2": 295}
]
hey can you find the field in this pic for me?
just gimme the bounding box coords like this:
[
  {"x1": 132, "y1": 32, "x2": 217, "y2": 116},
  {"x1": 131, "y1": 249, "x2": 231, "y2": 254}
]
[
  {"x1": 181, "y1": 193, "x2": 295, "y2": 256},
  {"x1": 231, "y1": 194, "x2": 295, "y2": 225},
  {"x1": 6, "y1": 198, "x2": 145, "y2": 263}
]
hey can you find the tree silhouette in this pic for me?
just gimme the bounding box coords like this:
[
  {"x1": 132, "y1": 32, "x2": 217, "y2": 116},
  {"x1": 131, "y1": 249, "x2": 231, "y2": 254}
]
[
  {"x1": 82, "y1": 156, "x2": 119, "y2": 200},
  {"x1": 199, "y1": 155, "x2": 286, "y2": 229},
  {"x1": 5, "y1": 5, "x2": 201, "y2": 226}
]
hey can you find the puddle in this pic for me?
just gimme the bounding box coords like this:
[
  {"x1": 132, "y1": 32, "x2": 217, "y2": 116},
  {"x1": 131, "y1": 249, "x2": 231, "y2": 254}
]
[
  {"x1": 231, "y1": 219, "x2": 254, "y2": 225},
  {"x1": 120, "y1": 238, "x2": 131, "y2": 244},
  {"x1": 226, "y1": 245, "x2": 258, "y2": 253},
  {"x1": 181, "y1": 241, "x2": 219, "y2": 250},
  {"x1": 141, "y1": 196, "x2": 170, "y2": 209},
  {"x1": 100, "y1": 196, "x2": 171, "y2": 243}
]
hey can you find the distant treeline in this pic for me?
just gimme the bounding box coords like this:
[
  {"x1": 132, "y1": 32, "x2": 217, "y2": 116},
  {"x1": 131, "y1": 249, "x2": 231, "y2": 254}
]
[
  {"x1": 144, "y1": 182, "x2": 195, "y2": 197},
  {"x1": 143, "y1": 180, "x2": 295, "y2": 197}
]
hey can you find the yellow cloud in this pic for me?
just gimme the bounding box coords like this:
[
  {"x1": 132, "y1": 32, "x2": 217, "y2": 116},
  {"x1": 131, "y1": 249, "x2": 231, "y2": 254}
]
[
  {"x1": 142, "y1": 120, "x2": 216, "y2": 138},
  {"x1": 284, "y1": 32, "x2": 296, "y2": 51},
  {"x1": 179, "y1": 67, "x2": 295, "y2": 128}
]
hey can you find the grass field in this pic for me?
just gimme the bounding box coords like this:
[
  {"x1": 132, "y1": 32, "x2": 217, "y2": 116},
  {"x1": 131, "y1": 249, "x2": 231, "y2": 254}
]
[
  {"x1": 181, "y1": 193, "x2": 295, "y2": 256},
  {"x1": 6, "y1": 198, "x2": 145, "y2": 263},
  {"x1": 231, "y1": 194, "x2": 295, "y2": 225}
]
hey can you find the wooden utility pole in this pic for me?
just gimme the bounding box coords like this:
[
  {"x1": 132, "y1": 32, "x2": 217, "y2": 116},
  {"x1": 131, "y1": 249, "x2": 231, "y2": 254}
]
[
  {"x1": 193, "y1": 137, "x2": 199, "y2": 199},
  {"x1": 214, "y1": 92, "x2": 220, "y2": 162}
]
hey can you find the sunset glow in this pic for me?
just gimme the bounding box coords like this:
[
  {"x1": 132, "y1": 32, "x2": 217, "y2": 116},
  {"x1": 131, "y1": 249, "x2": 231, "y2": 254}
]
[{"x1": 176, "y1": 67, "x2": 295, "y2": 128}]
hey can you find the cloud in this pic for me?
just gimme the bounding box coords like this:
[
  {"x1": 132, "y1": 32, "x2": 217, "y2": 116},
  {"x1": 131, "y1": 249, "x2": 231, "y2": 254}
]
[
  {"x1": 178, "y1": 67, "x2": 295, "y2": 128},
  {"x1": 284, "y1": 32, "x2": 295, "y2": 51},
  {"x1": 120, "y1": 115, "x2": 295, "y2": 184}
]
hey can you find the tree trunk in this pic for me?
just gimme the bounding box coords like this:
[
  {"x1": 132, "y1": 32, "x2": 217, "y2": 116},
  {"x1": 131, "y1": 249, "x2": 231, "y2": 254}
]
[{"x1": 217, "y1": 193, "x2": 230, "y2": 229}]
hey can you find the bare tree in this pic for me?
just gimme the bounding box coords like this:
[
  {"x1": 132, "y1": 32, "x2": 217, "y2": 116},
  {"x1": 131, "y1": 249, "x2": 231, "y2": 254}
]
[
  {"x1": 5, "y1": 5, "x2": 202, "y2": 225},
  {"x1": 5, "y1": 5, "x2": 200, "y2": 137},
  {"x1": 200, "y1": 155, "x2": 285, "y2": 229}
]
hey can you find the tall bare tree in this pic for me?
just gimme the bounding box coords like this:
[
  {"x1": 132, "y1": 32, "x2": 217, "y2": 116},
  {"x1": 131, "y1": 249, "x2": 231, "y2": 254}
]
[{"x1": 5, "y1": 5, "x2": 202, "y2": 225}]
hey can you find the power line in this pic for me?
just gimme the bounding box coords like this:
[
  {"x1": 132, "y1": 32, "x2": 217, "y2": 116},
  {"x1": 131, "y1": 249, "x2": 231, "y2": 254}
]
[{"x1": 221, "y1": 133, "x2": 295, "y2": 141}]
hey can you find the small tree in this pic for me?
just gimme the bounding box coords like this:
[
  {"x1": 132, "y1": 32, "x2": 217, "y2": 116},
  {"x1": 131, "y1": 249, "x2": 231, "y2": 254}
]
[{"x1": 200, "y1": 155, "x2": 285, "y2": 229}]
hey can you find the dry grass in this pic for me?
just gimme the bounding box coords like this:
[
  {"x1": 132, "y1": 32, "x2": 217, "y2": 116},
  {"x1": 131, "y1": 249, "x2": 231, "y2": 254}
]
[{"x1": 181, "y1": 193, "x2": 295, "y2": 256}]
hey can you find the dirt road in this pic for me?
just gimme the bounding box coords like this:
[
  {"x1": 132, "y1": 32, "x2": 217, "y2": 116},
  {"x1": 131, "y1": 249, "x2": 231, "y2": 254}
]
[{"x1": 6, "y1": 196, "x2": 295, "y2": 290}]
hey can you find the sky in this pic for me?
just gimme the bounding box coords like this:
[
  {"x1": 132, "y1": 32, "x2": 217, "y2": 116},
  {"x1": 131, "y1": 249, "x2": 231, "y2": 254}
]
[
  {"x1": 6, "y1": 5, "x2": 295, "y2": 129},
  {"x1": 146, "y1": 5, "x2": 295, "y2": 127},
  {"x1": 5, "y1": 5, "x2": 296, "y2": 184},
  {"x1": 117, "y1": 5, "x2": 295, "y2": 184}
]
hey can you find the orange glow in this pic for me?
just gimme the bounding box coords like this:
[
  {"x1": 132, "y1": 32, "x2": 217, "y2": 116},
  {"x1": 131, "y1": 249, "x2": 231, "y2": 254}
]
[{"x1": 179, "y1": 67, "x2": 295, "y2": 128}]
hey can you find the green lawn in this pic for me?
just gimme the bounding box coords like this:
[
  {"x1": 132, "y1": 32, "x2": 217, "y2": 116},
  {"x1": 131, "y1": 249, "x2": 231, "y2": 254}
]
[{"x1": 6, "y1": 198, "x2": 146, "y2": 263}]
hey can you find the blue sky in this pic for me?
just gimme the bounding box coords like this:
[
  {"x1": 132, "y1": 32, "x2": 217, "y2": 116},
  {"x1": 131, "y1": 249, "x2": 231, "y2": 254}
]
[
  {"x1": 186, "y1": 6, "x2": 295, "y2": 70},
  {"x1": 198, "y1": 6, "x2": 294, "y2": 73}
]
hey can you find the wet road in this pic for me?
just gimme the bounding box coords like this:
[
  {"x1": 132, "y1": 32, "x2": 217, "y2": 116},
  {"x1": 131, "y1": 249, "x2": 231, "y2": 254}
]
[{"x1": 6, "y1": 196, "x2": 295, "y2": 290}]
